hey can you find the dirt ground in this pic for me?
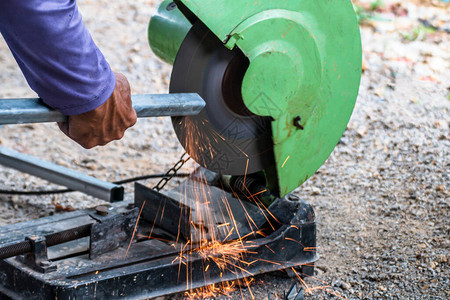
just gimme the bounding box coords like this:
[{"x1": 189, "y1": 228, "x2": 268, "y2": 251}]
[{"x1": 0, "y1": 0, "x2": 448, "y2": 299}]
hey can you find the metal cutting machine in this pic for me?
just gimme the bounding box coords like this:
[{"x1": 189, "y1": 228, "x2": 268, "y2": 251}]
[{"x1": 0, "y1": 0, "x2": 361, "y2": 298}]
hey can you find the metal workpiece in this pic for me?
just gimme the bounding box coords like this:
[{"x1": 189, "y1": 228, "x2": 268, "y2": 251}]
[
  {"x1": 0, "y1": 147, "x2": 124, "y2": 202},
  {"x1": 131, "y1": 93, "x2": 204, "y2": 117},
  {"x1": 0, "y1": 93, "x2": 205, "y2": 125},
  {"x1": 0, "y1": 98, "x2": 66, "y2": 124}
]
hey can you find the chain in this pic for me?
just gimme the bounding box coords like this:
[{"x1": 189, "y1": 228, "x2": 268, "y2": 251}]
[{"x1": 153, "y1": 152, "x2": 191, "y2": 192}]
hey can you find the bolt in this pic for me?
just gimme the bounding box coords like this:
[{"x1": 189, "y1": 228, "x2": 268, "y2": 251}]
[
  {"x1": 95, "y1": 205, "x2": 109, "y2": 216},
  {"x1": 39, "y1": 260, "x2": 52, "y2": 267},
  {"x1": 166, "y1": 2, "x2": 177, "y2": 11},
  {"x1": 28, "y1": 235, "x2": 39, "y2": 241},
  {"x1": 293, "y1": 116, "x2": 304, "y2": 130},
  {"x1": 288, "y1": 194, "x2": 300, "y2": 202}
]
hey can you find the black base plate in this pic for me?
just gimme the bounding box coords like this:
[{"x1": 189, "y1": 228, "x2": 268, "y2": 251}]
[{"x1": 0, "y1": 172, "x2": 316, "y2": 299}]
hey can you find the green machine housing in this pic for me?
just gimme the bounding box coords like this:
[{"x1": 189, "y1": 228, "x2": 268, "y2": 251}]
[{"x1": 148, "y1": 0, "x2": 362, "y2": 197}]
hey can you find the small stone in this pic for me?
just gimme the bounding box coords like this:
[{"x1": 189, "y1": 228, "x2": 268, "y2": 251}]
[
  {"x1": 311, "y1": 187, "x2": 321, "y2": 195},
  {"x1": 378, "y1": 285, "x2": 387, "y2": 292},
  {"x1": 340, "y1": 281, "x2": 351, "y2": 290},
  {"x1": 130, "y1": 55, "x2": 142, "y2": 64},
  {"x1": 430, "y1": 261, "x2": 438, "y2": 269},
  {"x1": 362, "y1": 58, "x2": 368, "y2": 72},
  {"x1": 85, "y1": 163, "x2": 97, "y2": 171},
  {"x1": 437, "y1": 254, "x2": 447, "y2": 264},
  {"x1": 435, "y1": 184, "x2": 445, "y2": 192}
]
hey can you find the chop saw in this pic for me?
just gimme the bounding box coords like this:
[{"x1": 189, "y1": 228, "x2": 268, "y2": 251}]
[{"x1": 0, "y1": 0, "x2": 361, "y2": 298}]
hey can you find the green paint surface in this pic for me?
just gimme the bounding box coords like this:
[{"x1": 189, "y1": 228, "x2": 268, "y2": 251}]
[
  {"x1": 148, "y1": 0, "x2": 192, "y2": 64},
  {"x1": 179, "y1": 0, "x2": 362, "y2": 196}
]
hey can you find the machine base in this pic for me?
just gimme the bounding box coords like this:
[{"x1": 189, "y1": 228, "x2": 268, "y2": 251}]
[{"x1": 0, "y1": 171, "x2": 317, "y2": 299}]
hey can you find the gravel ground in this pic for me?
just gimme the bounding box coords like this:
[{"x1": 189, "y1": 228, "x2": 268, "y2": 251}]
[{"x1": 0, "y1": 0, "x2": 448, "y2": 299}]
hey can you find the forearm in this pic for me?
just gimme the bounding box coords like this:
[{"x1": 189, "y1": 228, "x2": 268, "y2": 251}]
[{"x1": 0, "y1": 0, "x2": 115, "y2": 115}]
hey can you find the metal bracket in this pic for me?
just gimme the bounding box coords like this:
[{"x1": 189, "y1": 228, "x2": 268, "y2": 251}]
[
  {"x1": 89, "y1": 207, "x2": 139, "y2": 259},
  {"x1": 134, "y1": 183, "x2": 191, "y2": 241},
  {"x1": 17, "y1": 236, "x2": 56, "y2": 274}
]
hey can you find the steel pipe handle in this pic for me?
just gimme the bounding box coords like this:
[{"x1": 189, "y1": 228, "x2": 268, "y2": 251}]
[{"x1": 0, "y1": 93, "x2": 205, "y2": 125}]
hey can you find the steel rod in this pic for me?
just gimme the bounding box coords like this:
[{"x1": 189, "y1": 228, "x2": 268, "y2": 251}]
[
  {"x1": 0, "y1": 224, "x2": 91, "y2": 260},
  {"x1": 0, "y1": 93, "x2": 205, "y2": 125},
  {"x1": 0, "y1": 147, "x2": 124, "y2": 202}
]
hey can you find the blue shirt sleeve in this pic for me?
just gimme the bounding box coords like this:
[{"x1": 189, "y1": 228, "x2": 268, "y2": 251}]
[{"x1": 0, "y1": 0, "x2": 116, "y2": 115}]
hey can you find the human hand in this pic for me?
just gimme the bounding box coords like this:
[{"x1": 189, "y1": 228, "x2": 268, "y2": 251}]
[{"x1": 57, "y1": 72, "x2": 137, "y2": 149}]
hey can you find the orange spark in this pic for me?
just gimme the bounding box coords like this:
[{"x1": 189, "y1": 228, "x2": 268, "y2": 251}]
[
  {"x1": 126, "y1": 200, "x2": 145, "y2": 257},
  {"x1": 282, "y1": 155, "x2": 290, "y2": 168},
  {"x1": 242, "y1": 159, "x2": 249, "y2": 188},
  {"x1": 248, "y1": 189, "x2": 267, "y2": 199},
  {"x1": 265, "y1": 245, "x2": 275, "y2": 254}
]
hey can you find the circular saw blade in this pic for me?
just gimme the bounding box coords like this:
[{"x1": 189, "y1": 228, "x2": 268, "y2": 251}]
[{"x1": 170, "y1": 22, "x2": 274, "y2": 176}]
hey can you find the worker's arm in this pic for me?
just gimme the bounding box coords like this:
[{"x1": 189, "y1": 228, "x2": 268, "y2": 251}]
[{"x1": 0, "y1": 0, "x2": 136, "y2": 148}]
